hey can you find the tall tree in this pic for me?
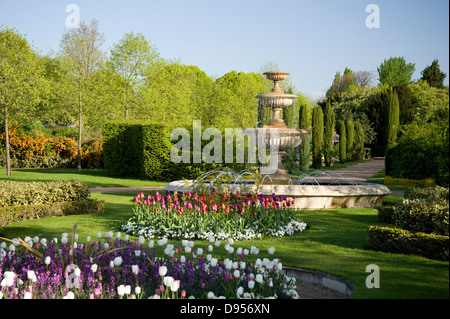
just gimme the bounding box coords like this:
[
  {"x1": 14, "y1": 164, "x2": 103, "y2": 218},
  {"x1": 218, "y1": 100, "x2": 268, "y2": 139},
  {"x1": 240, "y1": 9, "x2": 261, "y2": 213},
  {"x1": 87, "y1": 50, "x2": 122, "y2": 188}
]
[
  {"x1": 61, "y1": 19, "x2": 105, "y2": 171},
  {"x1": 346, "y1": 119, "x2": 355, "y2": 161},
  {"x1": 384, "y1": 88, "x2": 400, "y2": 149},
  {"x1": 298, "y1": 100, "x2": 310, "y2": 172},
  {"x1": 0, "y1": 27, "x2": 46, "y2": 176},
  {"x1": 311, "y1": 106, "x2": 323, "y2": 169},
  {"x1": 109, "y1": 32, "x2": 160, "y2": 120},
  {"x1": 354, "y1": 119, "x2": 365, "y2": 160},
  {"x1": 377, "y1": 57, "x2": 415, "y2": 86},
  {"x1": 421, "y1": 59, "x2": 446, "y2": 89},
  {"x1": 338, "y1": 120, "x2": 346, "y2": 163},
  {"x1": 323, "y1": 99, "x2": 335, "y2": 167}
]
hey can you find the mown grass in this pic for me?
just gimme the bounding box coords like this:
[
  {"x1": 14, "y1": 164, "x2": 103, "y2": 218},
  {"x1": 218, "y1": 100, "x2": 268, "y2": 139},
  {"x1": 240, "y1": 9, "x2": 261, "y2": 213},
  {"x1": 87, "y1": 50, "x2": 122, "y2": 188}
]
[{"x1": 0, "y1": 168, "x2": 448, "y2": 299}]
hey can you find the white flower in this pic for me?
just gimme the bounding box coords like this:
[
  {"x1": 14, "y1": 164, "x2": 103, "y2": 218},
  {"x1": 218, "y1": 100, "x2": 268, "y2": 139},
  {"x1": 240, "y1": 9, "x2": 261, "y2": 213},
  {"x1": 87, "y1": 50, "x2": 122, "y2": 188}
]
[
  {"x1": 124, "y1": 235, "x2": 129, "y2": 241},
  {"x1": 134, "y1": 250, "x2": 141, "y2": 257},
  {"x1": 45, "y1": 256, "x2": 51, "y2": 265},
  {"x1": 185, "y1": 246, "x2": 191, "y2": 253},
  {"x1": 228, "y1": 246, "x2": 234, "y2": 254},
  {"x1": 138, "y1": 236, "x2": 145, "y2": 245},
  {"x1": 96, "y1": 232, "x2": 102, "y2": 239},
  {"x1": 170, "y1": 280, "x2": 180, "y2": 292},
  {"x1": 110, "y1": 261, "x2": 114, "y2": 268},
  {"x1": 159, "y1": 266, "x2": 168, "y2": 277},
  {"x1": 27, "y1": 270, "x2": 37, "y2": 282},
  {"x1": 248, "y1": 280, "x2": 255, "y2": 289},
  {"x1": 255, "y1": 274, "x2": 263, "y2": 284},
  {"x1": 117, "y1": 285, "x2": 126, "y2": 297},
  {"x1": 40, "y1": 238, "x2": 48, "y2": 246},
  {"x1": 244, "y1": 249, "x2": 249, "y2": 255},
  {"x1": 63, "y1": 291, "x2": 75, "y2": 299},
  {"x1": 207, "y1": 291, "x2": 215, "y2": 299},
  {"x1": 233, "y1": 270, "x2": 240, "y2": 278},
  {"x1": 197, "y1": 248, "x2": 203, "y2": 256},
  {"x1": 210, "y1": 258, "x2": 218, "y2": 267},
  {"x1": 1, "y1": 271, "x2": 15, "y2": 287},
  {"x1": 91, "y1": 264, "x2": 98, "y2": 273},
  {"x1": 116, "y1": 232, "x2": 121, "y2": 239},
  {"x1": 74, "y1": 268, "x2": 81, "y2": 278},
  {"x1": 148, "y1": 240, "x2": 154, "y2": 248},
  {"x1": 131, "y1": 265, "x2": 139, "y2": 275},
  {"x1": 24, "y1": 291, "x2": 33, "y2": 299},
  {"x1": 188, "y1": 241, "x2": 195, "y2": 248},
  {"x1": 228, "y1": 238, "x2": 234, "y2": 245},
  {"x1": 237, "y1": 286, "x2": 244, "y2": 297},
  {"x1": 86, "y1": 236, "x2": 91, "y2": 243},
  {"x1": 113, "y1": 256, "x2": 123, "y2": 266},
  {"x1": 135, "y1": 286, "x2": 141, "y2": 294},
  {"x1": 125, "y1": 285, "x2": 131, "y2": 294},
  {"x1": 214, "y1": 240, "x2": 221, "y2": 247},
  {"x1": 268, "y1": 247, "x2": 275, "y2": 255},
  {"x1": 163, "y1": 276, "x2": 174, "y2": 287},
  {"x1": 207, "y1": 245, "x2": 213, "y2": 253},
  {"x1": 106, "y1": 231, "x2": 113, "y2": 238},
  {"x1": 208, "y1": 236, "x2": 215, "y2": 243},
  {"x1": 103, "y1": 243, "x2": 109, "y2": 249}
]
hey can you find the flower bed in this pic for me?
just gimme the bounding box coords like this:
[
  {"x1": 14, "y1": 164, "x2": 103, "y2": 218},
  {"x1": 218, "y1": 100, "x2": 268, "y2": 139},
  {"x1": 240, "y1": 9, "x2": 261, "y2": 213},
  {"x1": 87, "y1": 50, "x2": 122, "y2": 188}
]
[
  {"x1": 121, "y1": 191, "x2": 307, "y2": 241},
  {"x1": 0, "y1": 225, "x2": 299, "y2": 299}
]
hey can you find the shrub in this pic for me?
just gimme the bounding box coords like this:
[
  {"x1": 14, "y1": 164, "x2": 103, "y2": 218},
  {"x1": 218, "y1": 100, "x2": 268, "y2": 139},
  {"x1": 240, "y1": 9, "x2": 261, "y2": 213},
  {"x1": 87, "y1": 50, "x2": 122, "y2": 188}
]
[
  {"x1": 103, "y1": 123, "x2": 172, "y2": 181},
  {"x1": 0, "y1": 199, "x2": 105, "y2": 227},
  {"x1": 0, "y1": 180, "x2": 90, "y2": 207},
  {"x1": 311, "y1": 106, "x2": 323, "y2": 169},
  {"x1": 393, "y1": 187, "x2": 449, "y2": 236},
  {"x1": 367, "y1": 225, "x2": 449, "y2": 261}
]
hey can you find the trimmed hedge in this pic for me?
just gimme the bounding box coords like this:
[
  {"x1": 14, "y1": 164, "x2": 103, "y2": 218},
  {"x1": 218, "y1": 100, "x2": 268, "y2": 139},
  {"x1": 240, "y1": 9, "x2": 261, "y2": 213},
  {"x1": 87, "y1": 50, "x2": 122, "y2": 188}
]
[
  {"x1": 0, "y1": 180, "x2": 90, "y2": 207},
  {"x1": 367, "y1": 225, "x2": 449, "y2": 261},
  {"x1": 0, "y1": 199, "x2": 105, "y2": 227},
  {"x1": 384, "y1": 175, "x2": 436, "y2": 188},
  {"x1": 103, "y1": 123, "x2": 172, "y2": 181}
]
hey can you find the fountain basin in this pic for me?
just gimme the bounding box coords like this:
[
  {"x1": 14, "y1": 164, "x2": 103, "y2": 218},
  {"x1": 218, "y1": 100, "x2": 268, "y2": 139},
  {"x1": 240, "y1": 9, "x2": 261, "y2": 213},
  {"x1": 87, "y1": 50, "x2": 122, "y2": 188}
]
[{"x1": 163, "y1": 180, "x2": 390, "y2": 210}]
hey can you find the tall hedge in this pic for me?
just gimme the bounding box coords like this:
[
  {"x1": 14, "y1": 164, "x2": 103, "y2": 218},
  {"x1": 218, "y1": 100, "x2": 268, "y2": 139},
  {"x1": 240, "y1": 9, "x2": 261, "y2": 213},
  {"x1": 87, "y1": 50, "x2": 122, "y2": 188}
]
[
  {"x1": 311, "y1": 106, "x2": 323, "y2": 169},
  {"x1": 103, "y1": 123, "x2": 172, "y2": 181},
  {"x1": 384, "y1": 88, "x2": 400, "y2": 149},
  {"x1": 354, "y1": 120, "x2": 365, "y2": 160},
  {"x1": 323, "y1": 100, "x2": 335, "y2": 167}
]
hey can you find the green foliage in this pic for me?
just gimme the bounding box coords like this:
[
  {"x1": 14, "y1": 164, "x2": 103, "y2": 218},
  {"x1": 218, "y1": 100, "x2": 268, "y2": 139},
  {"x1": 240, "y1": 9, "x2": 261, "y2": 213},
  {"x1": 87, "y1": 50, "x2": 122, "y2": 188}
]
[
  {"x1": 311, "y1": 106, "x2": 323, "y2": 169},
  {"x1": 354, "y1": 120, "x2": 365, "y2": 160},
  {"x1": 0, "y1": 199, "x2": 105, "y2": 227},
  {"x1": 299, "y1": 133, "x2": 311, "y2": 172},
  {"x1": 0, "y1": 180, "x2": 90, "y2": 207},
  {"x1": 385, "y1": 120, "x2": 449, "y2": 187},
  {"x1": 367, "y1": 225, "x2": 449, "y2": 261},
  {"x1": 323, "y1": 100, "x2": 335, "y2": 167},
  {"x1": 392, "y1": 186, "x2": 449, "y2": 236},
  {"x1": 345, "y1": 119, "x2": 354, "y2": 161},
  {"x1": 102, "y1": 123, "x2": 172, "y2": 181},
  {"x1": 420, "y1": 59, "x2": 447, "y2": 89},
  {"x1": 384, "y1": 176, "x2": 436, "y2": 188},
  {"x1": 384, "y1": 88, "x2": 399, "y2": 149},
  {"x1": 377, "y1": 56, "x2": 416, "y2": 86},
  {"x1": 338, "y1": 120, "x2": 346, "y2": 164}
]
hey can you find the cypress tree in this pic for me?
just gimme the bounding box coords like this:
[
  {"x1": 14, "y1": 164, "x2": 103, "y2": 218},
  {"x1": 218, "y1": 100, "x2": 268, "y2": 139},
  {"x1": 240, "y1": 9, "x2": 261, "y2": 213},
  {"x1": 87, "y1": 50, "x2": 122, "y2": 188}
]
[
  {"x1": 385, "y1": 88, "x2": 400, "y2": 149},
  {"x1": 354, "y1": 119, "x2": 365, "y2": 160},
  {"x1": 312, "y1": 106, "x2": 323, "y2": 169},
  {"x1": 323, "y1": 100, "x2": 335, "y2": 167},
  {"x1": 298, "y1": 102, "x2": 310, "y2": 171},
  {"x1": 346, "y1": 119, "x2": 355, "y2": 162},
  {"x1": 338, "y1": 120, "x2": 346, "y2": 163}
]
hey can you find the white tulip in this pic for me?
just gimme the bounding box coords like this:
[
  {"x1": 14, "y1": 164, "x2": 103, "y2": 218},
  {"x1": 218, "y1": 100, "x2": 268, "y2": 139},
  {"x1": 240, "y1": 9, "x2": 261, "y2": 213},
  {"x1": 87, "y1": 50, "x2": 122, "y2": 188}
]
[
  {"x1": 135, "y1": 286, "x2": 141, "y2": 294},
  {"x1": 96, "y1": 232, "x2": 102, "y2": 239},
  {"x1": 134, "y1": 250, "x2": 141, "y2": 257},
  {"x1": 159, "y1": 266, "x2": 168, "y2": 277},
  {"x1": 210, "y1": 258, "x2": 218, "y2": 267},
  {"x1": 197, "y1": 248, "x2": 203, "y2": 256},
  {"x1": 138, "y1": 236, "x2": 145, "y2": 245},
  {"x1": 248, "y1": 280, "x2": 255, "y2": 289},
  {"x1": 91, "y1": 264, "x2": 98, "y2": 273},
  {"x1": 268, "y1": 247, "x2": 275, "y2": 255},
  {"x1": 74, "y1": 268, "x2": 81, "y2": 278},
  {"x1": 214, "y1": 240, "x2": 221, "y2": 247},
  {"x1": 228, "y1": 238, "x2": 234, "y2": 245},
  {"x1": 255, "y1": 274, "x2": 263, "y2": 284},
  {"x1": 113, "y1": 256, "x2": 123, "y2": 266},
  {"x1": 170, "y1": 280, "x2": 180, "y2": 292},
  {"x1": 163, "y1": 276, "x2": 174, "y2": 287},
  {"x1": 27, "y1": 270, "x2": 37, "y2": 282},
  {"x1": 117, "y1": 285, "x2": 126, "y2": 297},
  {"x1": 148, "y1": 240, "x2": 154, "y2": 248},
  {"x1": 24, "y1": 291, "x2": 33, "y2": 299},
  {"x1": 208, "y1": 236, "x2": 214, "y2": 243},
  {"x1": 45, "y1": 256, "x2": 51, "y2": 265},
  {"x1": 131, "y1": 265, "x2": 139, "y2": 275},
  {"x1": 63, "y1": 291, "x2": 75, "y2": 299},
  {"x1": 236, "y1": 286, "x2": 244, "y2": 296},
  {"x1": 125, "y1": 285, "x2": 131, "y2": 294},
  {"x1": 207, "y1": 291, "x2": 215, "y2": 299},
  {"x1": 103, "y1": 243, "x2": 109, "y2": 249},
  {"x1": 233, "y1": 270, "x2": 240, "y2": 278},
  {"x1": 86, "y1": 236, "x2": 91, "y2": 243}
]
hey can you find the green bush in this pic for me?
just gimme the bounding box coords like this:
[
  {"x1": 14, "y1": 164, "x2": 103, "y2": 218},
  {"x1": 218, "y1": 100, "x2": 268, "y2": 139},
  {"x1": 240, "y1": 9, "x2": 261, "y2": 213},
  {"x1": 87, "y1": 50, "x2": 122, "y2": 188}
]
[
  {"x1": 103, "y1": 123, "x2": 172, "y2": 181},
  {"x1": 367, "y1": 225, "x2": 449, "y2": 261},
  {"x1": 393, "y1": 186, "x2": 449, "y2": 236},
  {"x1": 384, "y1": 176, "x2": 436, "y2": 188},
  {"x1": 0, "y1": 180, "x2": 90, "y2": 207},
  {"x1": 0, "y1": 199, "x2": 105, "y2": 227}
]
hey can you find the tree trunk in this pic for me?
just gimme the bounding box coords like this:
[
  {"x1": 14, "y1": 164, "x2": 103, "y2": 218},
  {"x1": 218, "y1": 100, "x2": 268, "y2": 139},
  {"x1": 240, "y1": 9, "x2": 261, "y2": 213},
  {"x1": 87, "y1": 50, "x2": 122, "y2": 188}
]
[
  {"x1": 4, "y1": 111, "x2": 11, "y2": 176},
  {"x1": 77, "y1": 79, "x2": 82, "y2": 171}
]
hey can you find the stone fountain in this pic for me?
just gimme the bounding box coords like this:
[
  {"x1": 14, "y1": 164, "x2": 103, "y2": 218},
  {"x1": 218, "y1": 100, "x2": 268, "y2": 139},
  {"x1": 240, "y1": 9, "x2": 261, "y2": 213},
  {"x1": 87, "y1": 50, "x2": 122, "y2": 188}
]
[
  {"x1": 243, "y1": 71, "x2": 309, "y2": 185},
  {"x1": 164, "y1": 71, "x2": 390, "y2": 209}
]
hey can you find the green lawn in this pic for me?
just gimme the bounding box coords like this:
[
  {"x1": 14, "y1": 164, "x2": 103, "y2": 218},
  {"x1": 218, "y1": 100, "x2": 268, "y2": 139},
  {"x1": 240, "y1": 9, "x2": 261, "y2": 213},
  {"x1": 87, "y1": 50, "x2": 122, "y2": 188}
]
[
  {"x1": 0, "y1": 168, "x2": 168, "y2": 188},
  {"x1": 0, "y1": 168, "x2": 448, "y2": 299}
]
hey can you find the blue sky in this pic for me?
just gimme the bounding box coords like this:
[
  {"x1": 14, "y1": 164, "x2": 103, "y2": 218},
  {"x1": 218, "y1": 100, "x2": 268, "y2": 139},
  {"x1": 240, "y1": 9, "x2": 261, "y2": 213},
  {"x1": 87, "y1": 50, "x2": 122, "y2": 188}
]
[{"x1": 1, "y1": 0, "x2": 448, "y2": 99}]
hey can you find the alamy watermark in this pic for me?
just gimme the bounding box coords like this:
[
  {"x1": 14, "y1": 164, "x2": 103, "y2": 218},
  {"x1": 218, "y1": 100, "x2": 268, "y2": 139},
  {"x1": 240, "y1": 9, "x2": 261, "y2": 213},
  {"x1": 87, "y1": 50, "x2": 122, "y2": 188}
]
[
  {"x1": 65, "y1": 4, "x2": 80, "y2": 29},
  {"x1": 366, "y1": 4, "x2": 380, "y2": 29},
  {"x1": 170, "y1": 120, "x2": 280, "y2": 174},
  {"x1": 365, "y1": 264, "x2": 380, "y2": 288}
]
